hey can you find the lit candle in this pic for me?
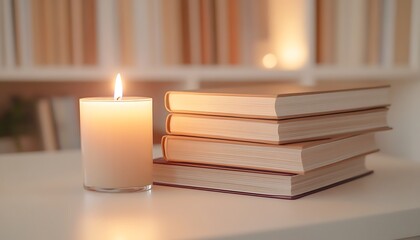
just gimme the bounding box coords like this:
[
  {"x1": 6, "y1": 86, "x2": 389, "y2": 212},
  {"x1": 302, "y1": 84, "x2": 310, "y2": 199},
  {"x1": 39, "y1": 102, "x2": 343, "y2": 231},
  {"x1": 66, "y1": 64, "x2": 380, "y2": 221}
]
[{"x1": 79, "y1": 74, "x2": 153, "y2": 192}]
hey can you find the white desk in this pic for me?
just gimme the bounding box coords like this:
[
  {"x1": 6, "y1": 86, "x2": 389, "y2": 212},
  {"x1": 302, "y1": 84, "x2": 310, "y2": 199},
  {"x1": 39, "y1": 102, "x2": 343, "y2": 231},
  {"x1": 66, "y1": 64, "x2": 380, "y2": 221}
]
[{"x1": 0, "y1": 147, "x2": 420, "y2": 240}]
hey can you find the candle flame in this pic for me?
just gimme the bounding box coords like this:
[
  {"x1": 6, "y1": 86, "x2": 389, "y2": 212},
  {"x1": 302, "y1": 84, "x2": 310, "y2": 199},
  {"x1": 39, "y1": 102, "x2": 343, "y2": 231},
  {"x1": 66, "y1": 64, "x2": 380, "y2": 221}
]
[{"x1": 114, "y1": 73, "x2": 123, "y2": 100}]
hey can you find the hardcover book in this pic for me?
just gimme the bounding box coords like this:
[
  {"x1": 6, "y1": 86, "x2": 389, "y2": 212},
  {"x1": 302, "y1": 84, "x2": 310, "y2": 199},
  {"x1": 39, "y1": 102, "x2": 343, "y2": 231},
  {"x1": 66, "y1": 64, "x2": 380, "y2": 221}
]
[
  {"x1": 162, "y1": 133, "x2": 378, "y2": 173},
  {"x1": 165, "y1": 79, "x2": 390, "y2": 120},
  {"x1": 153, "y1": 155, "x2": 372, "y2": 200},
  {"x1": 166, "y1": 108, "x2": 389, "y2": 144}
]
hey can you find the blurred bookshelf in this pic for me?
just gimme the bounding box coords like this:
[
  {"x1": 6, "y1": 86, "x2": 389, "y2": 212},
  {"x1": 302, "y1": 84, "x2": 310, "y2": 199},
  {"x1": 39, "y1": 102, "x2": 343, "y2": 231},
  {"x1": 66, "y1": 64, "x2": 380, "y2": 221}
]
[
  {"x1": 0, "y1": 0, "x2": 420, "y2": 153},
  {"x1": 0, "y1": 0, "x2": 419, "y2": 84}
]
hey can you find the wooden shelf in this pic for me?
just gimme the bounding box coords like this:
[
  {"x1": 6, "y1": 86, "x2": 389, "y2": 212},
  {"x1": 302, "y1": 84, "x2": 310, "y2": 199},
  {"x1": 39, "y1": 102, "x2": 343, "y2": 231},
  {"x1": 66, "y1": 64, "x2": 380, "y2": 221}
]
[{"x1": 0, "y1": 66, "x2": 418, "y2": 82}]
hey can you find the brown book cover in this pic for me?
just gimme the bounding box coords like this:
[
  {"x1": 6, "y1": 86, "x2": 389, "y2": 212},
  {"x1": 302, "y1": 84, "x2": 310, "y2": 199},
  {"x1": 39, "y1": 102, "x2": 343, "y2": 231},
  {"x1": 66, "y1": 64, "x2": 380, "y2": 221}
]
[
  {"x1": 44, "y1": 0, "x2": 56, "y2": 65},
  {"x1": 200, "y1": 0, "x2": 216, "y2": 64},
  {"x1": 366, "y1": 0, "x2": 382, "y2": 65},
  {"x1": 31, "y1": 0, "x2": 45, "y2": 65},
  {"x1": 82, "y1": 0, "x2": 97, "y2": 65},
  {"x1": 55, "y1": 0, "x2": 72, "y2": 65},
  {"x1": 316, "y1": 0, "x2": 336, "y2": 64},
  {"x1": 119, "y1": 0, "x2": 135, "y2": 66},
  {"x1": 227, "y1": 0, "x2": 239, "y2": 65},
  {"x1": 70, "y1": 0, "x2": 83, "y2": 65},
  {"x1": 162, "y1": 0, "x2": 183, "y2": 65},
  {"x1": 165, "y1": 82, "x2": 390, "y2": 119},
  {"x1": 215, "y1": 0, "x2": 229, "y2": 65},
  {"x1": 394, "y1": 0, "x2": 411, "y2": 65},
  {"x1": 153, "y1": 156, "x2": 373, "y2": 200},
  {"x1": 180, "y1": 0, "x2": 191, "y2": 64}
]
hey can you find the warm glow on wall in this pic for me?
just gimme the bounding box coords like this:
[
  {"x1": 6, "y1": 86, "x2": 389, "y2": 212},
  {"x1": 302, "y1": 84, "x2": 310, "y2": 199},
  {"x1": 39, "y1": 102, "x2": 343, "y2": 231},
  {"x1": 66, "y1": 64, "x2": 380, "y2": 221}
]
[
  {"x1": 268, "y1": 0, "x2": 308, "y2": 70},
  {"x1": 262, "y1": 53, "x2": 278, "y2": 69}
]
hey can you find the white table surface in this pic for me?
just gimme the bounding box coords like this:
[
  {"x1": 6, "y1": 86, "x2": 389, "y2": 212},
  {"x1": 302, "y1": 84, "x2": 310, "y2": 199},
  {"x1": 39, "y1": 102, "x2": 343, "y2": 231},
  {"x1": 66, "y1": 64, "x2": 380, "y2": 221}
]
[{"x1": 1, "y1": 146, "x2": 420, "y2": 240}]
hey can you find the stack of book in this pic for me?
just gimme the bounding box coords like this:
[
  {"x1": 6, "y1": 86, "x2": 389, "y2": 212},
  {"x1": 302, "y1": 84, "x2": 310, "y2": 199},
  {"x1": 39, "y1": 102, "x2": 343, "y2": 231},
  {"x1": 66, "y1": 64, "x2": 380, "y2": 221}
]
[{"x1": 154, "y1": 82, "x2": 391, "y2": 199}]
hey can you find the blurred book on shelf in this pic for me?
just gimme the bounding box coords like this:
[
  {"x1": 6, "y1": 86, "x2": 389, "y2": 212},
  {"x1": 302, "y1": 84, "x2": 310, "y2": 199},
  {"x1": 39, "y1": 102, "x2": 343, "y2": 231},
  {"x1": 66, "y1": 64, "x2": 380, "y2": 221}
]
[{"x1": 37, "y1": 96, "x2": 80, "y2": 152}]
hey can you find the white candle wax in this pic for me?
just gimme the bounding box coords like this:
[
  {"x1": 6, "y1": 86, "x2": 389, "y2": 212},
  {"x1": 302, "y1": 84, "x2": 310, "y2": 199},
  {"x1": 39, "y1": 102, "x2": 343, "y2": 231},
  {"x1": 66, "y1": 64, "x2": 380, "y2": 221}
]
[{"x1": 79, "y1": 97, "x2": 153, "y2": 192}]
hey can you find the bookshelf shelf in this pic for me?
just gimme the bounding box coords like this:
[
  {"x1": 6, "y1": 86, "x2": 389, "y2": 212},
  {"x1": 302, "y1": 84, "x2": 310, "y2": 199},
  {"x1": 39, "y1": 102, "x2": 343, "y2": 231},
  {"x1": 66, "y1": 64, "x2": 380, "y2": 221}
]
[{"x1": 0, "y1": 66, "x2": 417, "y2": 82}]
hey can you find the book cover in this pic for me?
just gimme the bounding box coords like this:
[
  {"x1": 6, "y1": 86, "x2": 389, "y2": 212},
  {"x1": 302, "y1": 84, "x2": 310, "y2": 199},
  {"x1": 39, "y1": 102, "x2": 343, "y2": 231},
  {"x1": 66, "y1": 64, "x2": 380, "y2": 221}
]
[
  {"x1": 188, "y1": 0, "x2": 201, "y2": 65},
  {"x1": 70, "y1": 0, "x2": 83, "y2": 65},
  {"x1": 51, "y1": 97, "x2": 80, "y2": 150},
  {"x1": 215, "y1": 0, "x2": 229, "y2": 65},
  {"x1": 335, "y1": 0, "x2": 367, "y2": 66},
  {"x1": 31, "y1": 0, "x2": 45, "y2": 65},
  {"x1": 162, "y1": 133, "x2": 379, "y2": 173},
  {"x1": 367, "y1": 0, "x2": 382, "y2": 65},
  {"x1": 227, "y1": 0, "x2": 239, "y2": 65},
  {"x1": 394, "y1": 0, "x2": 411, "y2": 66},
  {"x1": 166, "y1": 108, "x2": 389, "y2": 144},
  {"x1": 36, "y1": 98, "x2": 58, "y2": 151},
  {"x1": 132, "y1": 0, "x2": 153, "y2": 67},
  {"x1": 18, "y1": 0, "x2": 33, "y2": 67},
  {"x1": 2, "y1": 0, "x2": 16, "y2": 67},
  {"x1": 200, "y1": 0, "x2": 216, "y2": 64},
  {"x1": 82, "y1": 0, "x2": 97, "y2": 65},
  {"x1": 44, "y1": 0, "x2": 56, "y2": 65},
  {"x1": 316, "y1": 0, "x2": 336, "y2": 65},
  {"x1": 0, "y1": 2, "x2": 3, "y2": 66},
  {"x1": 238, "y1": 0, "x2": 253, "y2": 66},
  {"x1": 55, "y1": 0, "x2": 72, "y2": 65},
  {"x1": 118, "y1": 0, "x2": 135, "y2": 66},
  {"x1": 180, "y1": 0, "x2": 191, "y2": 64},
  {"x1": 162, "y1": 0, "x2": 182, "y2": 65},
  {"x1": 153, "y1": 156, "x2": 373, "y2": 200},
  {"x1": 165, "y1": 82, "x2": 390, "y2": 119}
]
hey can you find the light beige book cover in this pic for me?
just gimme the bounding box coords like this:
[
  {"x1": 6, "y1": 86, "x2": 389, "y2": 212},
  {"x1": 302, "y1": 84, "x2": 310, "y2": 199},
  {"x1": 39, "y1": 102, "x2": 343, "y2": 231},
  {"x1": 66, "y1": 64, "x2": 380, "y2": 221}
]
[
  {"x1": 162, "y1": 133, "x2": 378, "y2": 173},
  {"x1": 166, "y1": 108, "x2": 390, "y2": 144},
  {"x1": 165, "y1": 82, "x2": 390, "y2": 119},
  {"x1": 154, "y1": 155, "x2": 372, "y2": 200}
]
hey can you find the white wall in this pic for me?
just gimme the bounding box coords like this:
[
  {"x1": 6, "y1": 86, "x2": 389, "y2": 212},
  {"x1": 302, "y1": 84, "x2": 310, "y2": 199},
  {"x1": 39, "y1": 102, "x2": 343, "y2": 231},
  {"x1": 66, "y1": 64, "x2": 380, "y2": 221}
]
[{"x1": 376, "y1": 79, "x2": 420, "y2": 162}]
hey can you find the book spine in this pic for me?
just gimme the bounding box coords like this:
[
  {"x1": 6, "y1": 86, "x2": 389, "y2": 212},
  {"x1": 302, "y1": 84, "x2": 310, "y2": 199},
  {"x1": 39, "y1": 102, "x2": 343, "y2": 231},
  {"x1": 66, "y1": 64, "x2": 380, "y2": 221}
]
[
  {"x1": 162, "y1": 0, "x2": 182, "y2": 65},
  {"x1": 180, "y1": 0, "x2": 191, "y2": 64},
  {"x1": 253, "y1": 0, "x2": 270, "y2": 67},
  {"x1": 316, "y1": 0, "x2": 335, "y2": 65},
  {"x1": 215, "y1": 0, "x2": 226, "y2": 65},
  {"x1": 44, "y1": 0, "x2": 56, "y2": 65},
  {"x1": 0, "y1": 3, "x2": 3, "y2": 67},
  {"x1": 55, "y1": 0, "x2": 72, "y2": 65},
  {"x1": 347, "y1": 0, "x2": 367, "y2": 66},
  {"x1": 366, "y1": 0, "x2": 382, "y2": 65},
  {"x1": 3, "y1": 0, "x2": 16, "y2": 68},
  {"x1": 31, "y1": 0, "x2": 45, "y2": 65},
  {"x1": 15, "y1": 0, "x2": 33, "y2": 67},
  {"x1": 393, "y1": 0, "x2": 412, "y2": 66},
  {"x1": 133, "y1": 0, "x2": 152, "y2": 68},
  {"x1": 96, "y1": 0, "x2": 118, "y2": 67},
  {"x1": 36, "y1": 98, "x2": 58, "y2": 151},
  {"x1": 71, "y1": 0, "x2": 83, "y2": 66},
  {"x1": 118, "y1": 0, "x2": 135, "y2": 66},
  {"x1": 335, "y1": 0, "x2": 349, "y2": 66},
  {"x1": 188, "y1": 0, "x2": 201, "y2": 65},
  {"x1": 51, "y1": 97, "x2": 80, "y2": 150},
  {"x1": 381, "y1": 0, "x2": 395, "y2": 66},
  {"x1": 238, "y1": 0, "x2": 253, "y2": 66},
  {"x1": 227, "y1": 0, "x2": 239, "y2": 65},
  {"x1": 150, "y1": 0, "x2": 163, "y2": 66},
  {"x1": 200, "y1": 0, "x2": 216, "y2": 64}
]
